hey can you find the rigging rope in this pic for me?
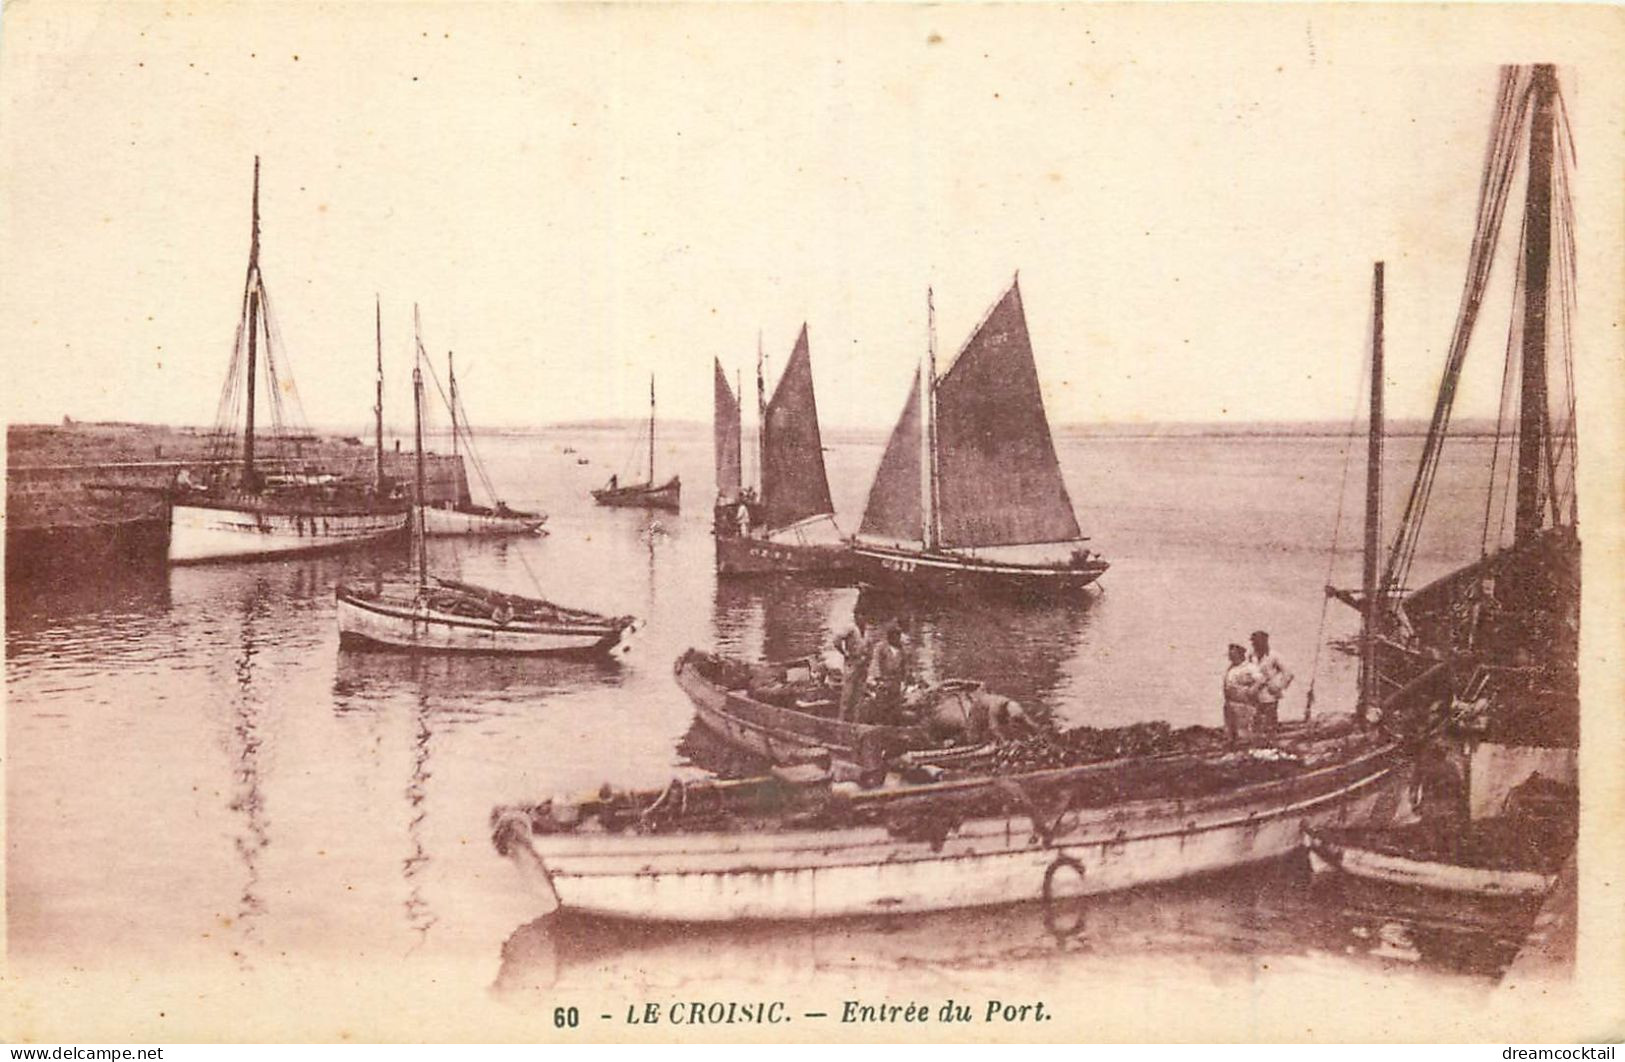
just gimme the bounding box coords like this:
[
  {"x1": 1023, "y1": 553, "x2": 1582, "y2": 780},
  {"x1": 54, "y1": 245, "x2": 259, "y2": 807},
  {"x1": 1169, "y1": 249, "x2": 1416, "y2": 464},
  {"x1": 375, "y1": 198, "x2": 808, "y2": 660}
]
[
  {"x1": 1386, "y1": 66, "x2": 1532, "y2": 597},
  {"x1": 1303, "y1": 314, "x2": 1372, "y2": 717}
]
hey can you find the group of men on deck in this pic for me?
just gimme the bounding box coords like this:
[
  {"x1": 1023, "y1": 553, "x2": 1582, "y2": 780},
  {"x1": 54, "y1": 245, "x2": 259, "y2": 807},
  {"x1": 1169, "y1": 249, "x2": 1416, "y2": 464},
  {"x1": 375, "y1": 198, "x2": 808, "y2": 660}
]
[{"x1": 1222, "y1": 630, "x2": 1294, "y2": 745}]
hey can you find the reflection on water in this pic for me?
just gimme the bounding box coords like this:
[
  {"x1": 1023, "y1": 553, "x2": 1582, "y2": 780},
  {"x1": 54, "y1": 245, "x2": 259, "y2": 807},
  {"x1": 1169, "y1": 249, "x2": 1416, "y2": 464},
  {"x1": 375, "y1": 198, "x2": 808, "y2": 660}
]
[
  {"x1": 856, "y1": 586, "x2": 1094, "y2": 719},
  {"x1": 710, "y1": 579, "x2": 850, "y2": 664},
  {"x1": 491, "y1": 855, "x2": 1523, "y2": 998},
  {"x1": 4, "y1": 564, "x2": 172, "y2": 659},
  {"x1": 228, "y1": 577, "x2": 272, "y2": 968},
  {"x1": 404, "y1": 688, "x2": 438, "y2": 946},
  {"x1": 332, "y1": 646, "x2": 625, "y2": 709}
]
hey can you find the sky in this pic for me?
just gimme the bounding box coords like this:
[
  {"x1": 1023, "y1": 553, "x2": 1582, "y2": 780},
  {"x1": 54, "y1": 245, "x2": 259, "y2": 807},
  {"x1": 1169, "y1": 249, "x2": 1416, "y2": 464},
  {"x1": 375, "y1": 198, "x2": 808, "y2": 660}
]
[{"x1": 1, "y1": 3, "x2": 1621, "y2": 433}]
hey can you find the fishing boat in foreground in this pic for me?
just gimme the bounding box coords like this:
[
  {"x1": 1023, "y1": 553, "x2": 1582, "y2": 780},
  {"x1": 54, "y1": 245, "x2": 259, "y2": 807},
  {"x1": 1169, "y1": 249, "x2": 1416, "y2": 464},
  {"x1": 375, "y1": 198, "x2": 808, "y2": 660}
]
[
  {"x1": 592, "y1": 376, "x2": 681, "y2": 511},
  {"x1": 673, "y1": 648, "x2": 1002, "y2": 770},
  {"x1": 420, "y1": 349, "x2": 547, "y2": 536},
  {"x1": 337, "y1": 322, "x2": 638, "y2": 658},
  {"x1": 852, "y1": 280, "x2": 1107, "y2": 601},
  {"x1": 1307, "y1": 65, "x2": 1579, "y2": 917},
  {"x1": 492, "y1": 716, "x2": 1409, "y2": 923},
  {"x1": 713, "y1": 328, "x2": 855, "y2": 578},
  {"x1": 169, "y1": 158, "x2": 409, "y2": 564}
]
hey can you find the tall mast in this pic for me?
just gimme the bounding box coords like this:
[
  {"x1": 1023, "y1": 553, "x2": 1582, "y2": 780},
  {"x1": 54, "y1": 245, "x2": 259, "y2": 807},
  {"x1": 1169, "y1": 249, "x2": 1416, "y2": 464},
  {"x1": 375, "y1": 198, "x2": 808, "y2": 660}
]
[
  {"x1": 1515, "y1": 64, "x2": 1557, "y2": 543},
  {"x1": 648, "y1": 375, "x2": 657, "y2": 485},
  {"x1": 242, "y1": 156, "x2": 262, "y2": 490},
  {"x1": 1360, "y1": 262, "x2": 1385, "y2": 724},
  {"x1": 448, "y1": 350, "x2": 459, "y2": 459},
  {"x1": 923, "y1": 286, "x2": 939, "y2": 549},
  {"x1": 756, "y1": 330, "x2": 766, "y2": 495},
  {"x1": 374, "y1": 294, "x2": 384, "y2": 493},
  {"x1": 413, "y1": 307, "x2": 428, "y2": 587}
]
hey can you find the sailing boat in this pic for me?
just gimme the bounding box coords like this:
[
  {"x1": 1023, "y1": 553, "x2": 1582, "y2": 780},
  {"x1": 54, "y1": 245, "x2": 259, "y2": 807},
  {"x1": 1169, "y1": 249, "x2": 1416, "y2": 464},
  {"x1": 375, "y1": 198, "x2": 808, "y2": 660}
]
[
  {"x1": 168, "y1": 158, "x2": 410, "y2": 563},
  {"x1": 1307, "y1": 66, "x2": 1579, "y2": 910},
  {"x1": 591, "y1": 376, "x2": 681, "y2": 511},
  {"x1": 419, "y1": 350, "x2": 548, "y2": 536},
  {"x1": 714, "y1": 326, "x2": 856, "y2": 577},
  {"x1": 852, "y1": 278, "x2": 1108, "y2": 599},
  {"x1": 336, "y1": 316, "x2": 639, "y2": 657}
]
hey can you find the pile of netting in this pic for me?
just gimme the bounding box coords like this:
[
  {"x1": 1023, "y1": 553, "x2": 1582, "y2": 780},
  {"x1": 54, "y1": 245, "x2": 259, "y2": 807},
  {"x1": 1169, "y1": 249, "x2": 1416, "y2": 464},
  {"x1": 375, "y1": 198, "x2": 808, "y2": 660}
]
[{"x1": 986, "y1": 721, "x2": 1229, "y2": 774}]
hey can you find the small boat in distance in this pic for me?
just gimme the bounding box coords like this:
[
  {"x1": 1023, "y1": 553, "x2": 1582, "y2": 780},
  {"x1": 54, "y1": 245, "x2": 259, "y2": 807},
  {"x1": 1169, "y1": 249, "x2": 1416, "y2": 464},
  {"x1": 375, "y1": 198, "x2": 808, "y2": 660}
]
[
  {"x1": 714, "y1": 327, "x2": 855, "y2": 578},
  {"x1": 852, "y1": 279, "x2": 1107, "y2": 601},
  {"x1": 168, "y1": 158, "x2": 409, "y2": 563},
  {"x1": 337, "y1": 315, "x2": 638, "y2": 658},
  {"x1": 420, "y1": 348, "x2": 547, "y2": 536},
  {"x1": 591, "y1": 375, "x2": 681, "y2": 511}
]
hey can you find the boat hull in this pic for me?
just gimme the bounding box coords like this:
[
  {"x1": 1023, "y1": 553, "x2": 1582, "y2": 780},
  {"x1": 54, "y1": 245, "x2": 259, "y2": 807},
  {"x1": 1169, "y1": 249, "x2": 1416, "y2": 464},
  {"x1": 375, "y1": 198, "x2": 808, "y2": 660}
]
[
  {"x1": 715, "y1": 534, "x2": 857, "y2": 579},
  {"x1": 592, "y1": 477, "x2": 681, "y2": 511},
  {"x1": 497, "y1": 741, "x2": 1410, "y2": 923},
  {"x1": 335, "y1": 588, "x2": 635, "y2": 657},
  {"x1": 170, "y1": 502, "x2": 408, "y2": 564},
  {"x1": 420, "y1": 505, "x2": 546, "y2": 536},
  {"x1": 853, "y1": 544, "x2": 1107, "y2": 601},
  {"x1": 1305, "y1": 829, "x2": 1559, "y2": 899},
  {"x1": 673, "y1": 650, "x2": 937, "y2": 766}
]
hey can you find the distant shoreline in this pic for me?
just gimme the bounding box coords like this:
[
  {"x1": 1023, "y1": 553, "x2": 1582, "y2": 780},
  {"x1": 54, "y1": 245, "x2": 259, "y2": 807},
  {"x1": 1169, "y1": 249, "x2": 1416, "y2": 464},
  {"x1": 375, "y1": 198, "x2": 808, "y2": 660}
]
[{"x1": 9, "y1": 417, "x2": 1506, "y2": 443}]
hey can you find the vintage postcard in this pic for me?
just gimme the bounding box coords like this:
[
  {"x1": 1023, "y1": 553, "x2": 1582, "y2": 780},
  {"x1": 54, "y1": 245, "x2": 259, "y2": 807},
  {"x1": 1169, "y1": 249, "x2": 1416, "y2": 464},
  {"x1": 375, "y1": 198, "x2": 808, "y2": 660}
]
[{"x1": 2, "y1": 1, "x2": 1622, "y2": 1044}]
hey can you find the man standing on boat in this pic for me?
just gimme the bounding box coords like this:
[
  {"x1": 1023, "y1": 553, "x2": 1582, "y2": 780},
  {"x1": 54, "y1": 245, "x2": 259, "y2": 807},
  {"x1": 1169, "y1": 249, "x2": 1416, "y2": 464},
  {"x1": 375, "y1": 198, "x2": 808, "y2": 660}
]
[
  {"x1": 836, "y1": 615, "x2": 886, "y2": 721},
  {"x1": 1249, "y1": 630, "x2": 1294, "y2": 738},
  {"x1": 862, "y1": 627, "x2": 909, "y2": 725},
  {"x1": 1222, "y1": 644, "x2": 1262, "y2": 744}
]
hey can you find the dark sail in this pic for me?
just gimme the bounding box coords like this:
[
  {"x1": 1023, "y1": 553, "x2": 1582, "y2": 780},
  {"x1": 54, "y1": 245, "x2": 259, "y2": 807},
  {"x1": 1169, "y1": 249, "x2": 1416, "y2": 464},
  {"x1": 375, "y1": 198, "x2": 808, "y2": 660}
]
[
  {"x1": 934, "y1": 282, "x2": 1082, "y2": 548},
  {"x1": 714, "y1": 357, "x2": 741, "y2": 505},
  {"x1": 857, "y1": 371, "x2": 922, "y2": 543},
  {"x1": 761, "y1": 325, "x2": 835, "y2": 530}
]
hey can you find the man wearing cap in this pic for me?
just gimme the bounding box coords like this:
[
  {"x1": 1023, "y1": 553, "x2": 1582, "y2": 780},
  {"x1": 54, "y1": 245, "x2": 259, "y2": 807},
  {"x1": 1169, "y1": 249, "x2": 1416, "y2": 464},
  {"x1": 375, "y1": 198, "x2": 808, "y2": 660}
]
[
  {"x1": 1222, "y1": 643, "x2": 1262, "y2": 744},
  {"x1": 1249, "y1": 630, "x2": 1294, "y2": 740}
]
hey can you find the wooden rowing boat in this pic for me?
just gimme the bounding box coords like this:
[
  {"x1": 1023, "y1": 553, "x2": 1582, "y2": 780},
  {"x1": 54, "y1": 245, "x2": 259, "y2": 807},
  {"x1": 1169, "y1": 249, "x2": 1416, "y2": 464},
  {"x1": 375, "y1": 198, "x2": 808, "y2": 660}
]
[
  {"x1": 592, "y1": 475, "x2": 681, "y2": 511},
  {"x1": 491, "y1": 722, "x2": 1411, "y2": 923},
  {"x1": 672, "y1": 648, "x2": 998, "y2": 769}
]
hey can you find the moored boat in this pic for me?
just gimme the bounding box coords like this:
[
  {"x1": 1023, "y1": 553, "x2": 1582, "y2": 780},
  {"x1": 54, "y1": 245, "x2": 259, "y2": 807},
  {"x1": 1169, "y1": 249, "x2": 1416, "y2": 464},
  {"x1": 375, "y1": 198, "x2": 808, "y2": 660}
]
[
  {"x1": 336, "y1": 317, "x2": 638, "y2": 659},
  {"x1": 168, "y1": 159, "x2": 409, "y2": 564},
  {"x1": 337, "y1": 578, "x2": 637, "y2": 657},
  {"x1": 420, "y1": 503, "x2": 546, "y2": 536},
  {"x1": 852, "y1": 280, "x2": 1107, "y2": 602},
  {"x1": 419, "y1": 350, "x2": 547, "y2": 536},
  {"x1": 591, "y1": 376, "x2": 681, "y2": 511},
  {"x1": 714, "y1": 328, "x2": 855, "y2": 578},
  {"x1": 673, "y1": 648, "x2": 1000, "y2": 770},
  {"x1": 1309, "y1": 66, "x2": 1580, "y2": 924},
  {"x1": 492, "y1": 721, "x2": 1410, "y2": 923}
]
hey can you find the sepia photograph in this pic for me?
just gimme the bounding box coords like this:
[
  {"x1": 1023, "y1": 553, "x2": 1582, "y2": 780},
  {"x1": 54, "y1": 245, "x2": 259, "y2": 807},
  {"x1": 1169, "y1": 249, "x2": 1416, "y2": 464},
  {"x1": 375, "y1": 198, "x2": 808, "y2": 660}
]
[{"x1": 2, "y1": 1, "x2": 1622, "y2": 1045}]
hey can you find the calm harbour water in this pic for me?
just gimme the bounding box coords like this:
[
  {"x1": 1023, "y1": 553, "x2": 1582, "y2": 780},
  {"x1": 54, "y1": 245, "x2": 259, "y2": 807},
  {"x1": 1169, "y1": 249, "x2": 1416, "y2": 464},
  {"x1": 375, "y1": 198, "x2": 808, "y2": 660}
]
[{"x1": 5, "y1": 425, "x2": 1525, "y2": 1029}]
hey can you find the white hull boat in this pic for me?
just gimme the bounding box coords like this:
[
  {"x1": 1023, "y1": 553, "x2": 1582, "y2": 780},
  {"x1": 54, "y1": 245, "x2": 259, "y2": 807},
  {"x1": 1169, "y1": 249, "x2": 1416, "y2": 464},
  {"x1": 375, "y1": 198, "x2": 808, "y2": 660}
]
[
  {"x1": 493, "y1": 731, "x2": 1411, "y2": 923},
  {"x1": 337, "y1": 580, "x2": 637, "y2": 657},
  {"x1": 170, "y1": 501, "x2": 408, "y2": 564},
  {"x1": 419, "y1": 504, "x2": 546, "y2": 537}
]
